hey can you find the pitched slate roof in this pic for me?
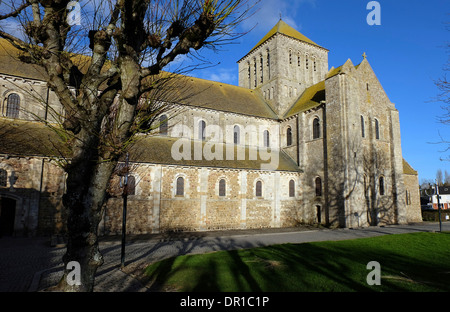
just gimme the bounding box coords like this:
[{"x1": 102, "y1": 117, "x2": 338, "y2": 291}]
[
  {"x1": 0, "y1": 118, "x2": 70, "y2": 157},
  {"x1": 284, "y1": 80, "x2": 325, "y2": 118},
  {"x1": 156, "y1": 74, "x2": 278, "y2": 119},
  {"x1": 403, "y1": 159, "x2": 418, "y2": 175},
  {"x1": 283, "y1": 59, "x2": 364, "y2": 118},
  {"x1": 240, "y1": 20, "x2": 327, "y2": 61},
  {"x1": 0, "y1": 118, "x2": 299, "y2": 172},
  {"x1": 128, "y1": 136, "x2": 300, "y2": 172},
  {"x1": 0, "y1": 39, "x2": 278, "y2": 120},
  {"x1": 0, "y1": 39, "x2": 48, "y2": 81},
  {"x1": 325, "y1": 65, "x2": 343, "y2": 79}
]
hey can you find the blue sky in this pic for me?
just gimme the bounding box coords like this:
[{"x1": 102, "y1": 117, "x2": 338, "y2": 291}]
[{"x1": 189, "y1": 0, "x2": 450, "y2": 182}]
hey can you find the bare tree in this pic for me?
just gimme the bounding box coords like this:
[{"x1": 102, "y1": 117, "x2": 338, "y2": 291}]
[
  {"x1": 0, "y1": 0, "x2": 255, "y2": 291},
  {"x1": 433, "y1": 21, "x2": 449, "y2": 161},
  {"x1": 437, "y1": 169, "x2": 443, "y2": 185}
]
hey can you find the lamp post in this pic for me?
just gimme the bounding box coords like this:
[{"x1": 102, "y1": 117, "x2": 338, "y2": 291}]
[
  {"x1": 436, "y1": 180, "x2": 442, "y2": 233},
  {"x1": 120, "y1": 153, "x2": 129, "y2": 269},
  {"x1": 425, "y1": 181, "x2": 443, "y2": 232}
]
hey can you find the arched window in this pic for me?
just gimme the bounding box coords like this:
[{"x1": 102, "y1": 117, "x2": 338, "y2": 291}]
[
  {"x1": 315, "y1": 177, "x2": 322, "y2": 197},
  {"x1": 0, "y1": 169, "x2": 7, "y2": 187},
  {"x1": 298, "y1": 53, "x2": 301, "y2": 67},
  {"x1": 313, "y1": 117, "x2": 320, "y2": 139},
  {"x1": 233, "y1": 125, "x2": 240, "y2": 145},
  {"x1": 247, "y1": 62, "x2": 251, "y2": 87},
  {"x1": 361, "y1": 115, "x2": 365, "y2": 138},
  {"x1": 6, "y1": 93, "x2": 20, "y2": 118},
  {"x1": 253, "y1": 60, "x2": 257, "y2": 87},
  {"x1": 199, "y1": 120, "x2": 206, "y2": 141},
  {"x1": 159, "y1": 114, "x2": 168, "y2": 136},
  {"x1": 266, "y1": 49, "x2": 271, "y2": 79},
  {"x1": 375, "y1": 119, "x2": 380, "y2": 140},
  {"x1": 406, "y1": 190, "x2": 411, "y2": 205},
  {"x1": 286, "y1": 127, "x2": 292, "y2": 146},
  {"x1": 289, "y1": 179, "x2": 295, "y2": 197},
  {"x1": 256, "y1": 180, "x2": 262, "y2": 197},
  {"x1": 126, "y1": 175, "x2": 136, "y2": 196},
  {"x1": 263, "y1": 130, "x2": 270, "y2": 147},
  {"x1": 219, "y1": 179, "x2": 226, "y2": 197},
  {"x1": 176, "y1": 177, "x2": 184, "y2": 196},
  {"x1": 379, "y1": 176, "x2": 385, "y2": 196},
  {"x1": 260, "y1": 55, "x2": 264, "y2": 83}
]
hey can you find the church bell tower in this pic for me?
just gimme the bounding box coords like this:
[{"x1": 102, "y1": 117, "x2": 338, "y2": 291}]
[{"x1": 237, "y1": 20, "x2": 329, "y2": 116}]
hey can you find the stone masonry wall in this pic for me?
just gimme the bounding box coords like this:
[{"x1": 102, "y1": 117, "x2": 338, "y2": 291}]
[
  {"x1": 403, "y1": 173, "x2": 422, "y2": 222},
  {"x1": 101, "y1": 164, "x2": 303, "y2": 234},
  {"x1": 0, "y1": 75, "x2": 64, "y2": 123},
  {"x1": 0, "y1": 156, "x2": 66, "y2": 236}
]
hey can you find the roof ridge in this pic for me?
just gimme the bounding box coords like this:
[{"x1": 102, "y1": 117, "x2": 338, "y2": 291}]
[{"x1": 246, "y1": 20, "x2": 326, "y2": 56}]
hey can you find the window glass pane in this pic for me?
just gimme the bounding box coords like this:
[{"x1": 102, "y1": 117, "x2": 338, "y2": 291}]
[
  {"x1": 256, "y1": 181, "x2": 262, "y2": 197},
  {"x1": 176, "y1": 177, "x2": 184, "y2": 196},
  {"x1": 219, "y1": 179, "x2": 226, "y2": 196},
  {"x1": 199, "y1": 120, "x2": 206, "y2": 141},
  {"x1": 315, "y1": 177, "x2": 322, "y2": 196},
  {"x1": 287, "y1": 127, "x2": 292, "y2": 146},
  {"x1": 160, "y1": 115, "x2": 168, "y2": 136},
  {"x1": 313, "y1": 118, "x2": 320, "y2": 139},
  {"x1": 6, "y1": 93, "x2": 20, "y2": 118},
  {"x1": 375, "y1": 119, "x2": 380, "y2": 140},
  {"x1": 289, "y1": 180, "x2": 295, "y2": 197},
  {"x1": 234, "y1": 125, "x2": 240, "y2": 144},
  {"x1": 361, "y1": 116, "x2": 365, "y2": 138},
  {"x1": 379, "y1": 177, "x2": 385, "y2": 195},
  {"x1": 264, "y1": 130, "x2": 270, "y2": 147}
]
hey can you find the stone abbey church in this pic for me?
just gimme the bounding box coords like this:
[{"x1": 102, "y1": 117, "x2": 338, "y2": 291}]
[{"x1": 0, "y1": 20, "x2": 422, "y2": 237}]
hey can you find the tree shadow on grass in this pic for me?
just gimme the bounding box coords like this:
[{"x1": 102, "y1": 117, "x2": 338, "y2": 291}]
[
  {"x1": 130, "y1": 233, "x2": 450, "y2": 292},
  {"x1": 105, "y1": 233, "x2": 266, "y2": 292},
  {"x1": 250, "y1": 234, "x2": 450, "y2": 292}
]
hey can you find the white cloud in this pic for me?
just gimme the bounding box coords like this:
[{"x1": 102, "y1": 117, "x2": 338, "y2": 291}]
[
  {"x1": 239, "y1": 0, "x2": 317, "y2": 35},
  {"x1": 199, "y1": 67, "x2": 238, "y2": 85}
]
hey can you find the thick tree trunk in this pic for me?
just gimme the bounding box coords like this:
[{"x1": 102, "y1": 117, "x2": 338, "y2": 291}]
[
  {"x1": 56, "y1": 92, "x2": 137, "y2": 291},
  {"x1": 57, "y1": 128, "x2": 118, "y2": 291}
]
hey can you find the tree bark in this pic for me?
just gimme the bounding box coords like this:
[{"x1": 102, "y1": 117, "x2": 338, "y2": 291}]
[{"x1": 57, "y1": 129, "x2": 116, "y2": 290}]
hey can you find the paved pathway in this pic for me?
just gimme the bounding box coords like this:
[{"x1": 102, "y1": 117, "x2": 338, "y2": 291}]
[{"x1": 0, "y1": 222, "x2": 448, "y2": 292}]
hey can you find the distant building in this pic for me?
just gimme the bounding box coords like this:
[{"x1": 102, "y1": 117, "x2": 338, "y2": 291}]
[
  {"x1": 431, "y1": 187, "x2": 450, "y2": 210},
  {"x1": 0, "y1": 20, "x2": 422, "y2": 236}
]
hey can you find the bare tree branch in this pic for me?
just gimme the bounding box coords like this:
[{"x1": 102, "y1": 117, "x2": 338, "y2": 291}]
[{"x1": 0, "y1": 1, "x2": 30, "y2": 21}]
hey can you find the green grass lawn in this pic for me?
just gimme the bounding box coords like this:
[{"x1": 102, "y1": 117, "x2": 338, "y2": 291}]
[{"x1": 140, "y1": 232, "x2": 450, "y2": 292}]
